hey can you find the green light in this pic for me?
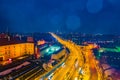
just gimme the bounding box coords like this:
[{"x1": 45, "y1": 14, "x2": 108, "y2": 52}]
[
  {"x1": 99, "y1": 48, "x2": 104, "y2": 53},
  {"x1": 99, "y1": 46, "x2": 120, "y2": 53},
  {"x1": 45, "y1": 46, "x2": 61, "y2": 55}
]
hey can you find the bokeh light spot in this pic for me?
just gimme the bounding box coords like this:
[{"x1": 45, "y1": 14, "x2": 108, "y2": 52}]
[{"x1": 86, "y1": 0, "x2": 103, "y2": 13}]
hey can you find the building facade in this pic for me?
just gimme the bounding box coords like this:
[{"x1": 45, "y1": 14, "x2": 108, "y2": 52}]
[{"x1": 0, "y1": 36, "x2": 34, "y2": 61}]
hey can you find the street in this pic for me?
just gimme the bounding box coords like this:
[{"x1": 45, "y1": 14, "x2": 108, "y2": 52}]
[{"x1": 36, "y1": 32, "x2": 103, "y2": 80}]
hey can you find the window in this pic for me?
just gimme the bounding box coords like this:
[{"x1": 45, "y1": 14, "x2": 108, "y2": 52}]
[
  {"x1": 5, "y1": 52, "x2": 7, "y2": 54},
  {"x1": 8, "y1": 50, "x2": 10, "y2": 54},
  {"x1": 0, "y1": 57, "x2": 3, "y2": 61}
]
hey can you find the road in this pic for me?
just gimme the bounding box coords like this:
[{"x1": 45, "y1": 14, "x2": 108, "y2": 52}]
[
  {"x1": 50, "y1": 33, "x2": 84, "y2": 80},
  {"x1": 87, "y1": 50, "x2": 98, "y2": 80},
  {"x1": 38, "y1": 32, "x2": 103, "y2": 80}
]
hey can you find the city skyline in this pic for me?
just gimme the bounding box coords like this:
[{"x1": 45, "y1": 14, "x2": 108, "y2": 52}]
[{"x1": 0, "y1": 32, "x2": 120, "y2": 79}]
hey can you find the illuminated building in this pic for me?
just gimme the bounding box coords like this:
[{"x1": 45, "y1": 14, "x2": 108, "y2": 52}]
[
  {"x1": 0, "y1": 36, "x2": 34, "y2": 61},
  {"x1": 51, "y1": 48, "x2": 66, "y2": 60},
  {"x1": 37, "y1": 40, "x2": 46, "y2": 45},
  {"x1": 35, "y1": 46, "x2": 40, "y2": 59}
]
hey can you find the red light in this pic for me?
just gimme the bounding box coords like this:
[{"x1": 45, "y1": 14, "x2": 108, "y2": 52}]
[
  {"x1": 8, "y1": 58, "x2": 12, "y2": 64},
  {"x1": 9, "y1": 59, "x2": 12, "y2": 61},
  {"x1": 8, "y1": 58, "x2": 12, "y2": 61}
]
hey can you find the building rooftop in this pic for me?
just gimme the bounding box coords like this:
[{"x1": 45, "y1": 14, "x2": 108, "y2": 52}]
[{"x1": 0, "y1": 36, "x2": 34, "y2": 46}]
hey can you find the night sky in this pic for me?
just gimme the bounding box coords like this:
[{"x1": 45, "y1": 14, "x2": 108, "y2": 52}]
[{"x1": 0, "y1": 0, "x2": 120, "y2": 34}]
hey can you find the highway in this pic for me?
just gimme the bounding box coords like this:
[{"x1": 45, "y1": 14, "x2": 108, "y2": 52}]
[
  {"x1": 86, "y1": 49, "x2": 98, "y2": 80},
  {"x1": 37, "y1": 32, "x2": 103, "y2": 80},
  {"x1": 50, "y1": 33, "x2": 84, "y2": 80}
]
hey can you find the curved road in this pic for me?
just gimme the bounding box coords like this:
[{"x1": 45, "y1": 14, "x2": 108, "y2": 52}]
[{"x1": 43, "y1": 33, "x2": 103, "y2": 80}]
